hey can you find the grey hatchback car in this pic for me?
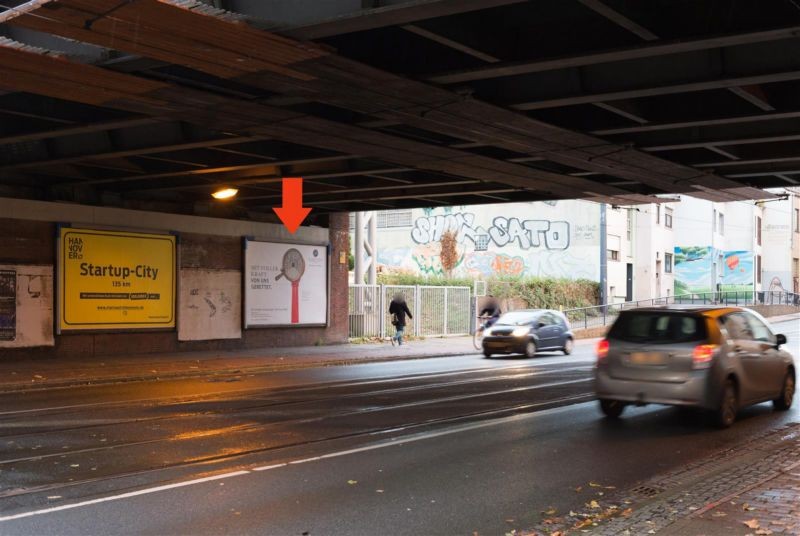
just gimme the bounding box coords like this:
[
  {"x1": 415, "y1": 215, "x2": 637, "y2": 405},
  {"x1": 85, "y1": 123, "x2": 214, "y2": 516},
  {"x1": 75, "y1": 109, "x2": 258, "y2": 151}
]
[
  {"x1": 482, "y1": 309, "x2": 574, "y2": 358},
  {"x1": 595, "y1": 306, "x2": 794, "y2": 428}
]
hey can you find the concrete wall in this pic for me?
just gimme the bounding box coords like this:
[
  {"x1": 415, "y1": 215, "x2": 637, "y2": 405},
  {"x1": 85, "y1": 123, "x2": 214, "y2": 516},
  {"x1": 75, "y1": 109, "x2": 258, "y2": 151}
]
[{"x1": 0, "y1": 199, "x2": 349, "y2": 359}]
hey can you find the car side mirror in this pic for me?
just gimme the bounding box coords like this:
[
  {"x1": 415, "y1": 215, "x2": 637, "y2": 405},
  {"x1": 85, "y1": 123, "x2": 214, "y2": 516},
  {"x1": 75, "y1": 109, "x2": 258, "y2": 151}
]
[
  {"x1": 775, "y1": 333, "x2": 787, "y2": 348},
  {"x1": 537, "y1": 322, "x2": 545, "y2": 328}
]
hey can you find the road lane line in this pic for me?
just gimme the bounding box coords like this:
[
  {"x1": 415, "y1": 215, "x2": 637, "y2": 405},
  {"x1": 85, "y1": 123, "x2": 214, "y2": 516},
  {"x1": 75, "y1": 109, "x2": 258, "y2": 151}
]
[{"x1": 0, "y1": 471, "x2": 251, "y2": 522}]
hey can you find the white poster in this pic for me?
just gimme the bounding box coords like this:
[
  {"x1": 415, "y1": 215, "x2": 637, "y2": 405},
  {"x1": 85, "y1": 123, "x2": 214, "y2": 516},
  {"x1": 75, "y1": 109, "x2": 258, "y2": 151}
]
[
  {"x1": 178, "y1": 269, "x2": 242, "y2": 341},
  {"x1": 244, "y1": 240, "x2": 328, "y2": 327},
  {"x1": 0, "y1": 265, "x2": 54, "y2": 348}
]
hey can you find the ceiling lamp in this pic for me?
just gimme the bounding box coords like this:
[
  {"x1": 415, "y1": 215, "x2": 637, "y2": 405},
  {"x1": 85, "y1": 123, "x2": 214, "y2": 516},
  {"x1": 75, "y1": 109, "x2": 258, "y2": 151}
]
[{"x1": 211, "y1": 187, "x2": 238, "y2": 200}]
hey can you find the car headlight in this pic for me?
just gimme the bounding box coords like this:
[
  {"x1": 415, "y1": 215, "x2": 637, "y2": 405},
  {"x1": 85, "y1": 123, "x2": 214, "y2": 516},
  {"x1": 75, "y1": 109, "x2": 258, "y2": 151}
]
[{"x1": 512, "y1": 326, "x2": 530, "y2": 337}]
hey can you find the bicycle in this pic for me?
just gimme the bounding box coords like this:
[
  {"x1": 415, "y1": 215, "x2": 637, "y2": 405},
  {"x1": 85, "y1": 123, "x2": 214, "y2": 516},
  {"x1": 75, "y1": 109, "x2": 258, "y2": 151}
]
[{"x1": 473, "y1": 315, "x2": 493, "y2": 350}]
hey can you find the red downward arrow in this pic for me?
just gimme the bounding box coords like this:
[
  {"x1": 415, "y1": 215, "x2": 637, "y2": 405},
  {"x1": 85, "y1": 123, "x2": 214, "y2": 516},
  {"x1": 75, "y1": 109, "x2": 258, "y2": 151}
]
[{"x1": 273, "y1": 177, "x2": 312, "y2": 234}]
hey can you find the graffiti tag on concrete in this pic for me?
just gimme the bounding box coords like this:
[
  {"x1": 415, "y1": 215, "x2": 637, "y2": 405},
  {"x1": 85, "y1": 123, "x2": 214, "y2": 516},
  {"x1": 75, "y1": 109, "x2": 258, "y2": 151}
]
[{"x1": 411, "y1": 213, "x2": 569, "y2": 250}]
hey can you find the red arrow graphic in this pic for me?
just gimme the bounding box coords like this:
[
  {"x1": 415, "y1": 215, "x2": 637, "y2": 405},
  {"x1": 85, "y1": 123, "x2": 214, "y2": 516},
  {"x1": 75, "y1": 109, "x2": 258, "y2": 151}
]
[{"x1": 273, "y1": 177, "x2": 312, "y2": 234}]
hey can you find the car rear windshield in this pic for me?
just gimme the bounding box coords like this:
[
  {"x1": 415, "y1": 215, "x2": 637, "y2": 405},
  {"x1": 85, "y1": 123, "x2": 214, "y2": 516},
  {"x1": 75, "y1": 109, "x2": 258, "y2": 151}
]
[{"x1": 608, "y1": 312, "x2": 708, "y2": 344}]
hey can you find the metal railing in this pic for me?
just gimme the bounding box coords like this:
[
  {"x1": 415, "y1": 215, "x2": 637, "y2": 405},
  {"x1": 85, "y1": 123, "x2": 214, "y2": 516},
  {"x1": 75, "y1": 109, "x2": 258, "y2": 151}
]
[
  {"x1": 349, "y1": 284, "x2": 472, "y2": 339},
  {"x1": 563, "y1": 291, "x2": 800, "y2": 331}
]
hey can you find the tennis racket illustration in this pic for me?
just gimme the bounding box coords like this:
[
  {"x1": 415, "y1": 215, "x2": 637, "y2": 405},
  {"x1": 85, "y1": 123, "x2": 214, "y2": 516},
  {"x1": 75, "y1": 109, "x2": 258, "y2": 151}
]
[{"x1": 275, "y1": 248, "x2": 305, "y2": 324}]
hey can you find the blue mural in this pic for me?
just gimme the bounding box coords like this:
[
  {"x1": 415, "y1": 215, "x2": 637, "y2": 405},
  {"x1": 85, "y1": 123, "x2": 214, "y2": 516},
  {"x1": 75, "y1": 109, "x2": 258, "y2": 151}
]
[{"x1": 674, "y1": 246, "x2": 755, "y2": 295}]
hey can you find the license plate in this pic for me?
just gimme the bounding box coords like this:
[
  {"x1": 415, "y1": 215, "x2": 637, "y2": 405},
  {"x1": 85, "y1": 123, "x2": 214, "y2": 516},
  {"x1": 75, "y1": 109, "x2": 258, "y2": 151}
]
[{"x1": 629, "y1": 352, "x2": 666, "y2": 365}]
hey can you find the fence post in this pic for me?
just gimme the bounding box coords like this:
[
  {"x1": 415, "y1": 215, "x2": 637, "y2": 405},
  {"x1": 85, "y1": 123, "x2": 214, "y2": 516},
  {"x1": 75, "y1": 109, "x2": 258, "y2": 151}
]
[
  {"x1": 415, "y1": 285, "x2": 421, "y2": 337},
  {"x1": 442, "y1": 287, "x2": 449, "y2": 335},
  {"x1": 379, "y1": 284, "x2": 386, "y2": 339}
]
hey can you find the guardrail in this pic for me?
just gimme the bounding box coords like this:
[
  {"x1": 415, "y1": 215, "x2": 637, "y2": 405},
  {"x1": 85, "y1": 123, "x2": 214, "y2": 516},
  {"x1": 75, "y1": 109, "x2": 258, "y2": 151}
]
[{"x1": 563, "y1": 291, "x2": 800, "y2": 330}]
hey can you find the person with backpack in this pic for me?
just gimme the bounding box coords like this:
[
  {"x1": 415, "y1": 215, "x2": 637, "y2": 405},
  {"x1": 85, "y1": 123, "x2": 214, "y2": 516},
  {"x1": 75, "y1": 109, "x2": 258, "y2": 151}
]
[{"x1": 388, "y1": 293, "x2": 413, "y2": 346}]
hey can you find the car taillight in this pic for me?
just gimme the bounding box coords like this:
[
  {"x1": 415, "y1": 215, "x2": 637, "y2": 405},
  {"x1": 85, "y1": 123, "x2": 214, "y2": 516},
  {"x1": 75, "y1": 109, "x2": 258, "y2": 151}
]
[
  {"x1": 692, "y1": 344, "x2": 718, "y2": 368},
  {"x1": 596, "y1": 339, "x2": 609, "y2": 363}
]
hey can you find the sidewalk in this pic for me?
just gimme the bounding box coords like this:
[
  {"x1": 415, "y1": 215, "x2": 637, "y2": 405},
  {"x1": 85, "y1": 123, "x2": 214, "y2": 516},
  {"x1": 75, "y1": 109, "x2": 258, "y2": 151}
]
[
  {"x1": 530, "y1": 422, "x2": 800, "y2": 536},
  {"x1": 0, "y1": 335, "x2": 487, "y2": 392}
]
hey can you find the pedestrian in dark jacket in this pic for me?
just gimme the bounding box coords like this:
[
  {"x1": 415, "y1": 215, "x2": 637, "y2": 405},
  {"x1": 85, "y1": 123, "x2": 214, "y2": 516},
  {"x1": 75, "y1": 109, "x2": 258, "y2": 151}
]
[{"x1": 388, "y1": 293, "x2": 413, "y2": 346}]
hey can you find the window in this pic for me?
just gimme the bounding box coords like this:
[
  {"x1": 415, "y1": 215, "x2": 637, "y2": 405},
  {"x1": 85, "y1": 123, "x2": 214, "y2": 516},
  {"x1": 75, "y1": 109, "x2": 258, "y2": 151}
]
[
  {"x1": 626, "y1": 209, "x2": 632, "y2": 241},
  {"x1": 377, "y1": 210, "x2": 413, "y2": 228},
  {"x1": 713, "y1": 209, "x2": 717, "y2": 233},
  {"x1": 795, "y1": 208, "x2": 799, "y2": 233},
  {"x1": 719, "y1": 213, "x2": 725, "y2": 235},
  {"x1": 744, "y1": 312, "x2": 774, "y2": 343},
  {"x1": 656, "y1": 204, "x2": 660, "y2": 224},
  {"x1": 794, "y1": 258, "x2": 799, "y2": 277},
  {"x1": 609, "y1": 286, "x2": 616, "y2": 298},
  {"x1": 665, "y1": 253, "x2": 673, "y2": 273},
  {"x1": 756, "y1": 216, "x2": 762, "y2": 245},
  {"x1": 608, "y1": 249, "x2": 619, "y2": 261},
  {"x1": 757, "y1": 254, "x2": 762, "y2": 284},
  {"x1": 721, "y1": 313, "x2": 753, "y2": 340},
  {"x1": 609, "y1": 312, "x2": 707, "y2": 344},
  {"x1": 665, "y1": 207, "x2": 673, "y2": 228}
]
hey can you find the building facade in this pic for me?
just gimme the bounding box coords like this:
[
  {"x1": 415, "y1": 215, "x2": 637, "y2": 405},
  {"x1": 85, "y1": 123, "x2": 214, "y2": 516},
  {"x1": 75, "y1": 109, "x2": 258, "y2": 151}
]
[
  {"x1": 671, "y1": 191, "x2": 799, "y2": 296},
  {"x1": 355, "y1": 200, "x2": 673, "y2": 304}
]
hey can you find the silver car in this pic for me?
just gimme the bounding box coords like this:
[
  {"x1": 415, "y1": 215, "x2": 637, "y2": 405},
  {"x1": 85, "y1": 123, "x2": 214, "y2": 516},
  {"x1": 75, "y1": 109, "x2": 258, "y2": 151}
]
[{"x1": 595, "y1": 306, "x2": 794, "y2": 428}]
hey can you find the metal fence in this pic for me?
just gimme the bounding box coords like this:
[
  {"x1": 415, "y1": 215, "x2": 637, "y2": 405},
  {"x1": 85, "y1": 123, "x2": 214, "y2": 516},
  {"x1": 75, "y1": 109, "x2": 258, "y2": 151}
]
[
  {"x1": 348, "y1": 284, "x2": 471, "y2": 339},
  {"x1": 563, "y1": 290, "x2": 800, "y2": 331}
]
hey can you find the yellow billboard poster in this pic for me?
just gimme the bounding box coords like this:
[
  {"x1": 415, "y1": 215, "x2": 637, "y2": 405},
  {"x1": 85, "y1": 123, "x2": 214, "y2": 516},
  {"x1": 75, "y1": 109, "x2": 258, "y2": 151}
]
[{"x1": 58, "y1": 227, "x2": 176, "y2": 331}]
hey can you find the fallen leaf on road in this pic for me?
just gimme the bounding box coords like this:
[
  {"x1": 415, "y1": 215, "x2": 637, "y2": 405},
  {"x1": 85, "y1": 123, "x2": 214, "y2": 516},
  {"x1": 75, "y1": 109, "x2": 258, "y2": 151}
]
[
  {"x1": 542, "y1": 507, "x2": 557, "y2": 516},
  {"x1": 589, "y1": 482, "x2": 602, "y2": 488},
  {"x1": 621, "y1": 508, "x2": 633, "y2": 517},
  {"x1": 573, "y1": 519, "x2": 593, "y2": 529},
  {"x1": 744, "y1": 519, "x2": 760, "y2": 529},
  {"x1": 347, "y1": 480, "x2": 357, "y2": 485},
  {"x1": 70, "y1": 464, "x2": 79, "y2": 468},
  {"x1": 34, "y1": 375, "x2": 43, "y2": 379},
  {"x1": 743, "y1": 503, "x2": 756, "y2": 511},
  {"x1": 588, "y1": 500, "x2": 601, "y2": 509},
  {"x1": 46, "y1": 496, "x2": 61, "y2": 500},
  {"x1": 376, "y1": 490, "x2": 384, "y2": 493},
  {"x1": 712, "y1": 511, "x2": 727, "y2": 517},
  {"x1": 574, "y1": 486, "x2": 583, "y2": 493},
  {"x1": 755, "y1": 529, "x2": 773, "y2": 535}
]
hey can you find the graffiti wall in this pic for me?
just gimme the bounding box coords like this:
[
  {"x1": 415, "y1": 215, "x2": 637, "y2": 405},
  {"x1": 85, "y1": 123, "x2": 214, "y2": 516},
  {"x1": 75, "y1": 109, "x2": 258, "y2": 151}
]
[
  {"x1": 674, "y1": 246, "x2": 755, "y2": 295},
  {"x1": 373, "y1": 201, "x2": 601, "y2": 280}
]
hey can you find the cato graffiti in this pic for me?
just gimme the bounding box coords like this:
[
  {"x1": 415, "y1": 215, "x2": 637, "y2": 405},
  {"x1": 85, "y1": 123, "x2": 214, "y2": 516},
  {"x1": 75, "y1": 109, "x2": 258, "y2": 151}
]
[{"x1": 411, "y1": 213, "x2": 569, "y2": 251}]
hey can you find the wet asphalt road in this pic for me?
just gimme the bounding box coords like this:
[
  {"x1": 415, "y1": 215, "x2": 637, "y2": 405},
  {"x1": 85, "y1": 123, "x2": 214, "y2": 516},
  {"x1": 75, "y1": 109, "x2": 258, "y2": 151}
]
[{"x1": 0, "y1": 319, "x2": 797, "y2": 535}]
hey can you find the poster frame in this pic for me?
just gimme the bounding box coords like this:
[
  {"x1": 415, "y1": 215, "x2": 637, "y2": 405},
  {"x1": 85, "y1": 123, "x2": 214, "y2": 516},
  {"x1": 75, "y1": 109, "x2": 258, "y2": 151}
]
[
  {"x1": 242, "y1": 236, "x2": 330, "y2": 330},
  {"x1": 56, "y1": 223, "x2": 179, "y2": 334}
]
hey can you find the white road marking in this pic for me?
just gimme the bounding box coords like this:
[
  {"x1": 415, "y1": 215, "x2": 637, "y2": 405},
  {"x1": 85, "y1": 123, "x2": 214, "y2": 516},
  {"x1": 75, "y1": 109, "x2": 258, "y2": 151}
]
[{"x1": 0, "y1": 471, "x2": 250, "y2": 522}]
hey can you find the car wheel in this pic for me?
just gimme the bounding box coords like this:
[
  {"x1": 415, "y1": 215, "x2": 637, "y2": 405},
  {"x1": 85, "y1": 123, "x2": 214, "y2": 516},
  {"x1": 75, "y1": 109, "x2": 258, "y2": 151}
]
[
  {"x1": 562, "y1": 337, "x2": 574, "y2": 355},
  {"x1": 483, "y1": 350, "x2": 493, "y2": 358},
  {"x1": 599, "y1": 399, "x2": 625, "y2": 419},
  {"x1": 714, "y1": 380, "x2": 738, "y2": 429},
  {"x1": 773, "y1": 372, "x2": 795, "y2": 411},
  {"x1": 524, "y1": 340, "x2": 537, "y2": 358}
]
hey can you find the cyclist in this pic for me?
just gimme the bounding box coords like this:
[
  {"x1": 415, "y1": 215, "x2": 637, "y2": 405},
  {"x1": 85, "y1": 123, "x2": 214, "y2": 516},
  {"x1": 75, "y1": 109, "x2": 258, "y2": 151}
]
[{"x1": 478, "y1": 295, "x2": 502, "y2": 329}]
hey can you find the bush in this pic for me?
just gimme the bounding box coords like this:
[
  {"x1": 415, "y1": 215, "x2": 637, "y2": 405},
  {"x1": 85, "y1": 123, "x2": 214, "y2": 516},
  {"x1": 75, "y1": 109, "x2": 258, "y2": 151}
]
[
  {"x1": 488, "y1": 276, "x2": 599, "y2": 310},
  {"x1": 375, "y1": 274, "x2": 599, "y2": 309}
]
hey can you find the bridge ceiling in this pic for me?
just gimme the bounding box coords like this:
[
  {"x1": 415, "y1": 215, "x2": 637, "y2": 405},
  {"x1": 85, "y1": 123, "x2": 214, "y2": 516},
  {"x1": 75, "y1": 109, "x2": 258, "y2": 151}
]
[{"x1": 0, "y1": 0, "x2": 798, "y2": 222}]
